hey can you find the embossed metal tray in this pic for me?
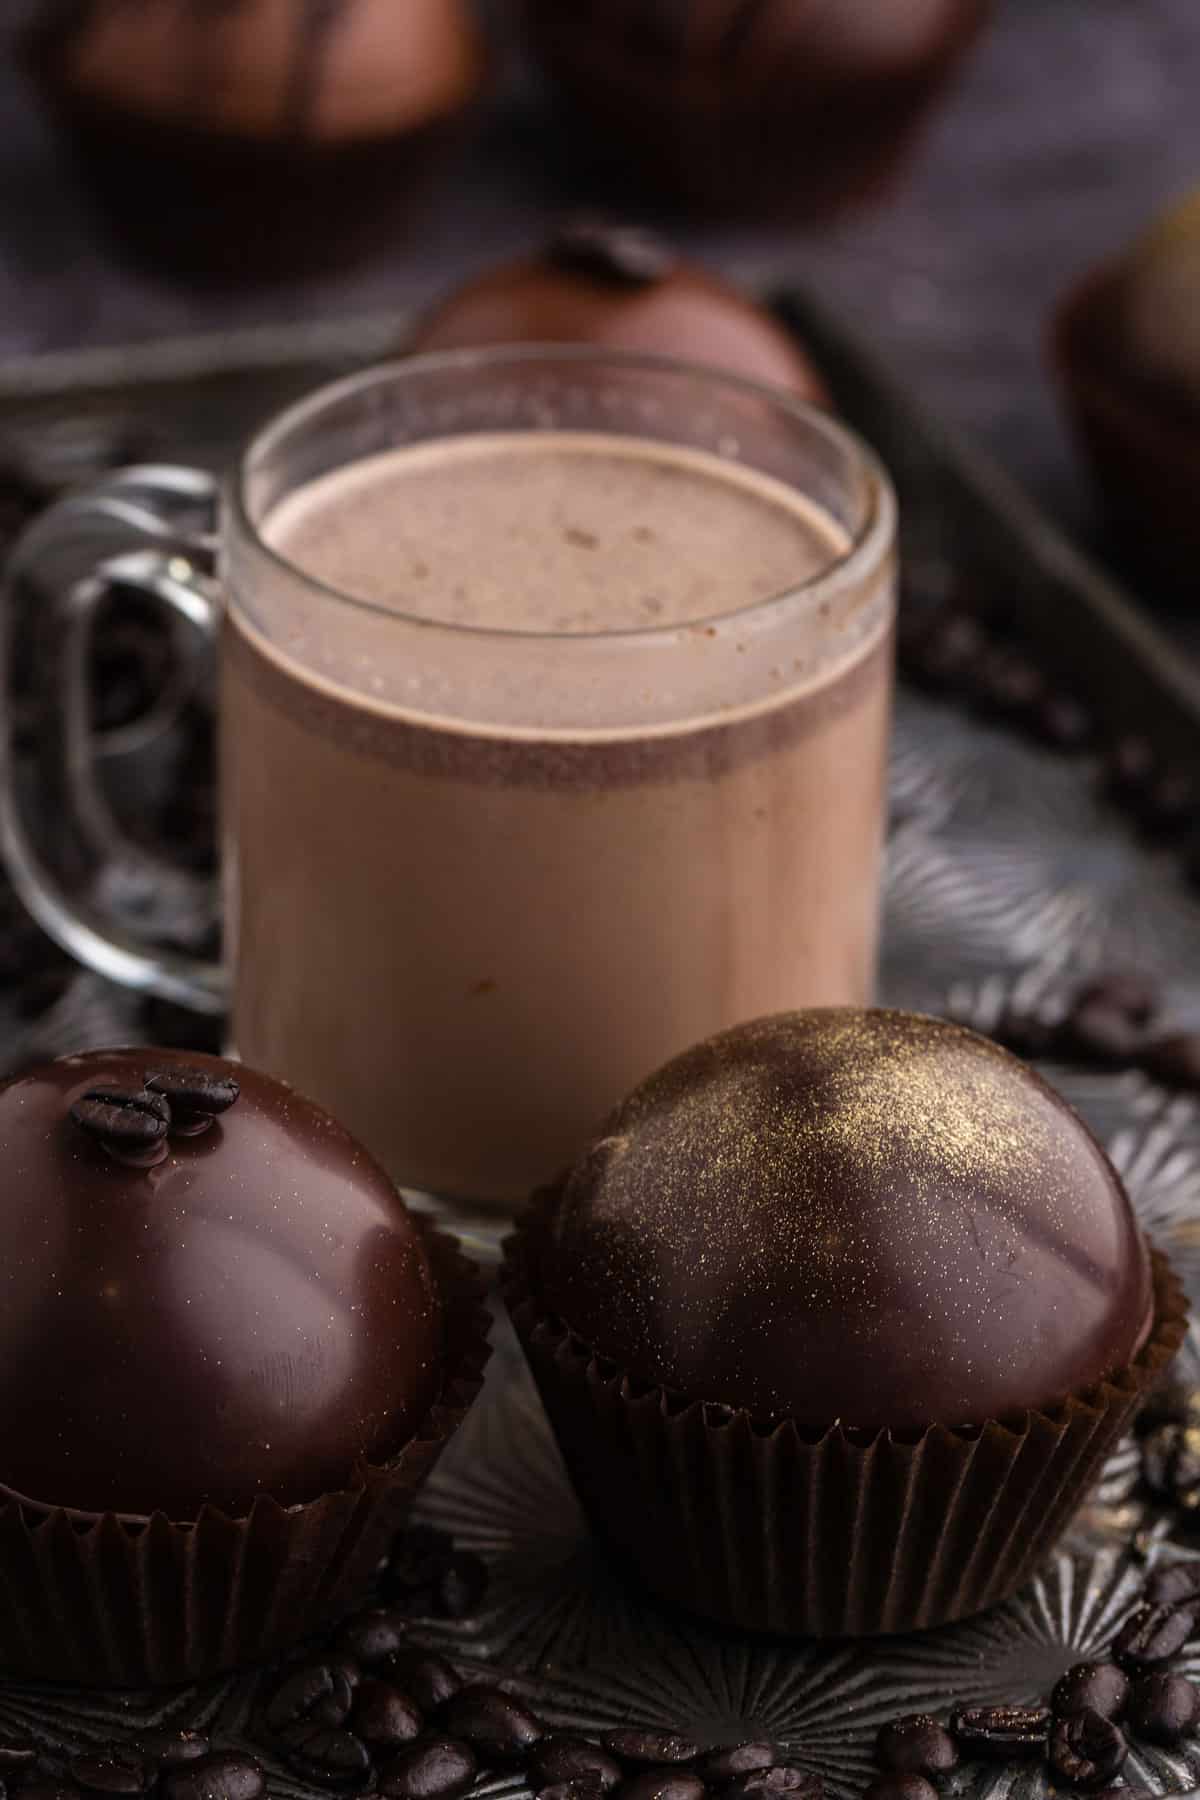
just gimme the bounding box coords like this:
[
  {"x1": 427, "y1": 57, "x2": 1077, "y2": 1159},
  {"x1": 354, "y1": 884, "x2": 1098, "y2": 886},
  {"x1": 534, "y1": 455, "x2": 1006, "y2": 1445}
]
[{"x1": 3, "y1": 294, "x2": 1200, "y2": 1799}]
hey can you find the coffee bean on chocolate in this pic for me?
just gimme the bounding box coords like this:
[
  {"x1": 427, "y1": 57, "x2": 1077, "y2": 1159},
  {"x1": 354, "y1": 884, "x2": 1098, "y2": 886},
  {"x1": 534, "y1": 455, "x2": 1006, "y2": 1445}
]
[
  {"x1": 611, "y1": 1774, "x2": 706, "y2": 1800},
  {"x1": 145, "y1": 1067, "x2": 240, "y2": 1135},
  {"x1": 1113, "y1": 1601, "x2": 1195, "y2": 1670},
  {"x1": 163, "y1": 1754, "x2": 266, "y2": 1800},
  {"x1": 1048, "y1": 1710, "x2": 1127, "y2": 1790},
  {"x1": 337, "y1": 1610, "x2": 410, "y2": 1667},
  {"x1": 532, "y1": 1737, "x2": 625, "y2": 1791},
  {"x1": 1051, "y1": 1662, "x2": 1130, "y2": 1721},
  {"x1": 350, "y1": 1681, "x2": 423, "y2": 1750},
  {"x1": 1127, "y1": 1672, "x2": 1200, "y2": 1744},
  {"x1": 1144, "y1": 1035, "x2": 1200, "y2": 1091},
  {"x1": 67, "y1": 1755, "x2": 153, "y2": 1798},
  {"x1": 723, "y1": 1770, "x2": 821, "y2": 1800},
  {"x1": 603, "y1": 1732, "x2": 698, "y2": 1767},
  {"x1": 874, "y1": 1716, "x2": 958, "y2": 1778},
  {"x1": 266, "y1": 1662, "x2": 357, "y2": 1732},
  {"x1": 277, "y1": 1724, "x2": 372, "y2": 1789},
  {"x1": 947, "y1": 1706, "x2": 1050, "y2": 1758},
  {"x1": 863, "y1": 1778, "x2": 936, "y2": 1800},
  {"x1": 1146, "y1": 1561, "x2": 1200, "y2": 1607},
  {"x1": 0, "y1": 1741, "x2": 38, "y2": 1774},
  {"x1": 378, "y1": 1738, "x2": 477, "y2": 1800},
  {"x1": 434, "y1": 1552, "x2": 488, "y2": 1619},
  {"x1": 69, "y1": 1088, "x2": 170, "y2": 1167},
  {"x1": 378, "y1": 1651, "x2": 462, "y2": 1712},
  {"x1": 133, "y1": 1733, "x2": 211, "y2": 1771},
  {"x1": 438, "y1": 1687, "x2": 543, "y2": 1763},
  {"x1": 696, "y1": 1745, "x2": 778, "y2": 1785}
]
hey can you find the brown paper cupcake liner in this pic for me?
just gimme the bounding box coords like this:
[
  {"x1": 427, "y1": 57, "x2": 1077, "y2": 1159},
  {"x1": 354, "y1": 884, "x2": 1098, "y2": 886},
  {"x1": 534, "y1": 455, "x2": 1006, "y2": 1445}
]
[
  {"x1": 0, "y1": 1224, "x2": 491, "y2": 1686},
  {"x1": 503, "y1": 1205, "x2": 1186, "y2": 1638}
]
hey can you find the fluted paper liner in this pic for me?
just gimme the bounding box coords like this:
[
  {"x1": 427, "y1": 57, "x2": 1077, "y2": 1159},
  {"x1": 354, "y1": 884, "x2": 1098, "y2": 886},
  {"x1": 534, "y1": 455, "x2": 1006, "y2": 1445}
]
[
  {"x1": 503, "y1": 1207, "x2": 1186, "y2": 1638},
  {"x1": 0, "y1": 1224, "x2": 490, "y2": 1686}
]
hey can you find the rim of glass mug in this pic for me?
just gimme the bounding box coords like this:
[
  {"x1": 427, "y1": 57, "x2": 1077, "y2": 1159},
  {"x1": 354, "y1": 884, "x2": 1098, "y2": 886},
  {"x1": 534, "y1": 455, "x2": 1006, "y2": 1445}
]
[{"x1": 231, "y1": 343, "x2": 897, "y2": 647}]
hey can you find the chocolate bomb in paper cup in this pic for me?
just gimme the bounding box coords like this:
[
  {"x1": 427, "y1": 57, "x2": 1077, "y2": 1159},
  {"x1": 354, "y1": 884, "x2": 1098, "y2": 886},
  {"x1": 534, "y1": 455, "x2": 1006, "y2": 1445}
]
[
  {"x1": 503, "y1": 1008, "x2": 1186, "y2": 1636},
  {"x1": 0, "y1": 1047, "x2": 489, "y2": 1686}
]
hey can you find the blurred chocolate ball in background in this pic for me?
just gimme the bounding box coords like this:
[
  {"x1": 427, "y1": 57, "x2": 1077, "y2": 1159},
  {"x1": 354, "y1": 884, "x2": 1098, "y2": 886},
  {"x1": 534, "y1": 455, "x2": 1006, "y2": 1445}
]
[
  {"x1": 522, "y1": 0, "x2": 992, "y2": 222},
  {"x1": 410, "y1": 219, "x2": 832, "y2": 402},
  {"x1": 22, "y1": 0, "x2": 488, "y2": 283}
]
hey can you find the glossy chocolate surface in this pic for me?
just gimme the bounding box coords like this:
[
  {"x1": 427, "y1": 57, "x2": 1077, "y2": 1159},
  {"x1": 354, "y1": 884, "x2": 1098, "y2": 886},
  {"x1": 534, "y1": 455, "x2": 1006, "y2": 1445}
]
[
  {"x1": 0, "y1": 1049, "x2": 443, "y2": 1518},
  {"x1": 410, "y1": 228, "x2": 831, "y2": 403},
  {"x1": 536, "y1": 1010, "x2": 1154, "y2": 1431}
]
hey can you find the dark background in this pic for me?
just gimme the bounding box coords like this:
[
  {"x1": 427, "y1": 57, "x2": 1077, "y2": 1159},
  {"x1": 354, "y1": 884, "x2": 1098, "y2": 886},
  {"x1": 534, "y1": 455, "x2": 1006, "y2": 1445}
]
[{"x1": 1, "y1": 0, "x2": 1197, "y2": 573}]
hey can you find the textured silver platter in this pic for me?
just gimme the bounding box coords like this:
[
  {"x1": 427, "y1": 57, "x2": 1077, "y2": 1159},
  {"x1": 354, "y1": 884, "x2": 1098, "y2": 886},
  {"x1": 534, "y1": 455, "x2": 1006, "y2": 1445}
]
[{"x1": 2, "y1": 297, "x2": 1200, "y2": 1799}]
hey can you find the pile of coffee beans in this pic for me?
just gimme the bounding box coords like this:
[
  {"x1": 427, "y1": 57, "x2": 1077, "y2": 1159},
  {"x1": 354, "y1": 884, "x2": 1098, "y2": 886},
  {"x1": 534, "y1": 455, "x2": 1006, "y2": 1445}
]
[
  {"x1": 0, "y1": 1727, "x2": 264, "y2": 1800},
  {"x1": 866, "y1": 1556, "x2": 1200, "y2": 1798}
]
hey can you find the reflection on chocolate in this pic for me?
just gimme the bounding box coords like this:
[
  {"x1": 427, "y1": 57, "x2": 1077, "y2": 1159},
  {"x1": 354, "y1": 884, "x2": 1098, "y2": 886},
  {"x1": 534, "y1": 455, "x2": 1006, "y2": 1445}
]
[
  {"x1": 410, "y1": 225, "x2": 831, "y2": 403},
  {"x1": 537, "y1": 1010, "x2": 1154, "y2": 1430},
  {"x1": 0, "y1": 1048, "x2": 443, "y2": 1518}
]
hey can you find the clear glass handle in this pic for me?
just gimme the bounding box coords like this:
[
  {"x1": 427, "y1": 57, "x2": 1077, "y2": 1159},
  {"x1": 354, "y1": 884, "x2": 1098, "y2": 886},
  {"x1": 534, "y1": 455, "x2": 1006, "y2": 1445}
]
[{"x1": 0, "y1": 465, "x2": 228, "y2": 1014}]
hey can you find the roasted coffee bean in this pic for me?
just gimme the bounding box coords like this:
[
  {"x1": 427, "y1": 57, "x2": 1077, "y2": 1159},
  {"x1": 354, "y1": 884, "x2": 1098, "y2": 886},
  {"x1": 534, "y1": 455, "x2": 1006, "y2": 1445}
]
[
  {"x1": 1144, "y1": 1035, "x2": 1200, "y2": 1092},
  {"x1": 696, "y1": 1745, "x2": 778, "y2": 1785},
  {"x1": 277, "y1": 1724, "x2": 372, "y2": 1789},
  {"x1": 1048, "y1": 1710, "x2": 1127, "y2": 1790},
  {"x1": 134, "y1": 1733, "x2": 211, "y2": 1769},
  {"x1": 1063, "y1": 999, "x2": 1147, "y2": 1063},
  {"x1": 387, "y1": 1526, "x2": 454, "y2": 1589},
  {"x1": 434, "y1": 1552, "x2": 488, "y2": 1620},
  {"x1": 1113, "y1": 1600, "x2": 1195, "y2": 1669},
  {"x1": 0, "y1": 1741, "x2": 38, "y2": 1774},
  {"x1": 438, "y1": 1686, "x2": 544, "y2": 1763},
  {"x1": 163, "y1": 1754, "x2": 265, "y2": 1800},
  {"x1": 377, "y1": 1650, "x2": 461, "y2": 1712},
  {"x1": 378, "y1": 1738, "x2": 476, "y2": 1800},
  {"x1": 611, "y1": 1774, "x2": 706, "y2": 1800},
  {"x1": 947, "y1": 1705, "x2": 1050, "y2": 1758},
  {"x1": 1146, "y1": 1561, "x2": 1200, "y2": 1607},
  {"x1": 863, "y1": 1779, "x2": 935, "y2": 1800},
  {"x1": 145, "y1": 1067, "x2": 239, "y2": 1134},
  {"x1": 1074, "y1": 973, "x2": 1160, "y2": 1026},
  {"x1": 69, "y1": 1089, "x2": 170, "y2": 1166},
  {"x1": 266, "y1": 1661, "x2": 357, "y2": 1731},
  {"x1": 1127, "y1": 1672, "x2": 1200, "y2": 1744},
  {"x1": 538, "y1": 1784, "x2": 606, "y2": 1800},
  {"x1": 723, "y1": 1770, "x2": 821, "y2": 1800},
  {"x1": 336, "y1": 1610, "x2": 409, "y2": 1666},
  {"x1": 1140, "y1": 1420, "x2": 1200, "y2": 1510},
  {"x1": 67, "y1": 1755, "x2": 153, "y2": 1798},
  {"x1": 1051, "y1": 1662, "x2": 1130, "y2": 1721},
  {"x1": 603, "y1": 1732, "x2": 698, "y2": 1767},
  {"x1": 873, "y1": 1715, "x2": 958, "y2": 1778},
  {"x1": 1108, "y1": 737, "x2": 1156, "y2": 806},
  {"x1": 532, "y1": 1737, "x2": 625, "y2": 1791},
  {"x1": 1034, "y1": 693, "x2": 1092, "y2": 750},
  {"x1": 350, "y1": 1681, "x2": 423, "y2": 1750}
]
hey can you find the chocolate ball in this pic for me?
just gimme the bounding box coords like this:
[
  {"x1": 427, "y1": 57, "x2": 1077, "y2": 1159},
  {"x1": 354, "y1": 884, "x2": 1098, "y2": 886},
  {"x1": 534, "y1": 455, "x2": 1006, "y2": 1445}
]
[
  {"x1": 537, "y1": 1010, "x2": 1154, "y2": 1430},
  {"x1": 0, "y1": 1048, "x2": 443, "y2": 1518},
  {"x1": 524, "y1": 0, "x2": 990, "y2": 221},
  {"x1": 410, "y1": 221, "x2": 831, "y2": 402}
]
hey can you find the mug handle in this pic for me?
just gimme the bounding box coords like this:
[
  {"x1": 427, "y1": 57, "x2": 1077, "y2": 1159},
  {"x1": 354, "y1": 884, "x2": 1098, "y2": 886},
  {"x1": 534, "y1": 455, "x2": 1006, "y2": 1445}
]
[{"x1": 0, "y1": 464, "x2": 228, "y2": 1014}]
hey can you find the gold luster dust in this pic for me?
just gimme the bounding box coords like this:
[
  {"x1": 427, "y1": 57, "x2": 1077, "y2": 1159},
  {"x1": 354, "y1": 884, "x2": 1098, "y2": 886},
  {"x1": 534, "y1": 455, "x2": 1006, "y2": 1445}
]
[{"x1": 550, "y1": 1008, "x2": 1133, "y2": 1422}]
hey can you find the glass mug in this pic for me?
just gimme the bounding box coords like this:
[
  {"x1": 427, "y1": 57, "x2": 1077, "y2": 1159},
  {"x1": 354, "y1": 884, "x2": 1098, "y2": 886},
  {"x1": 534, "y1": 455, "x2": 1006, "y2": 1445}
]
[{"x1": 1, "y1": 348, "x2": 896, "y2": 1205}]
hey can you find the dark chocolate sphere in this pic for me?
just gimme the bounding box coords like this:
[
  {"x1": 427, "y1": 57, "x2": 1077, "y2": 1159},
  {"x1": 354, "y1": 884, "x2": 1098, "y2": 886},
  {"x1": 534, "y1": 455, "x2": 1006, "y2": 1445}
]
[
  {"x1": 409, "y1": 222, "x2": 831, "y2": 403},
  {"x1": 537, "y1": 1010, "x2": 1154, "y2": 1431},
  {"x1": 524, "y1": 0, "x2": 990, "y2": 221},
  {"x1": 0, "y1": 1049, "x2": 443, "y2": 1518}
]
